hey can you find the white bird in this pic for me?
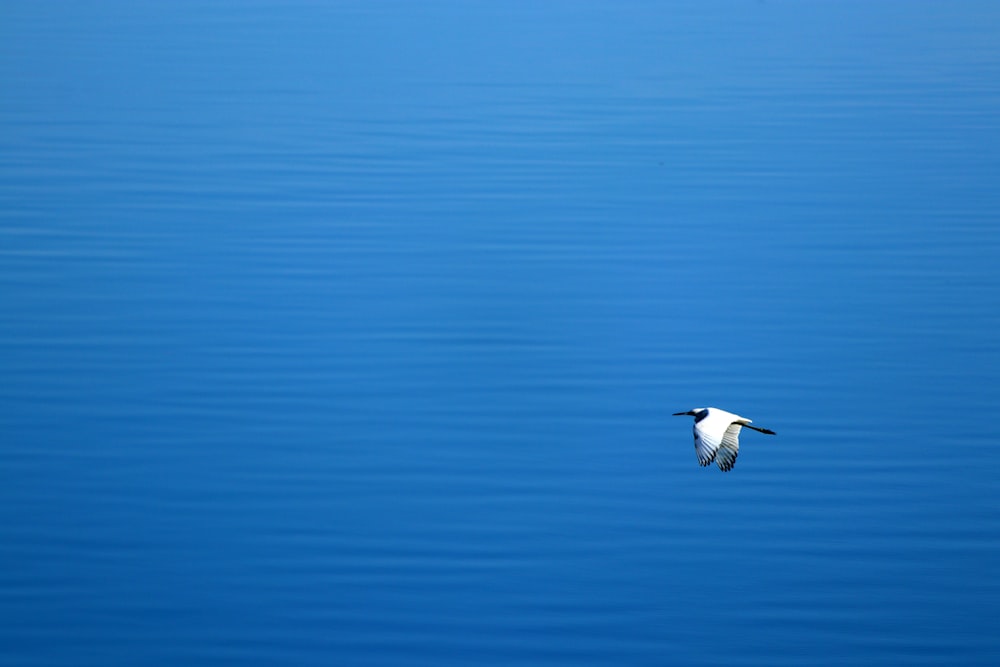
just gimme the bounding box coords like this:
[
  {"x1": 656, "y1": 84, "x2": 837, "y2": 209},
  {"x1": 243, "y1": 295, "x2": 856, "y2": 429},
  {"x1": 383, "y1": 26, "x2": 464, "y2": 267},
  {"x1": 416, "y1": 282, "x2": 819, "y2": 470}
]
[{"x1": 673, "y1": 407, "x2": 775, "y2": 471}]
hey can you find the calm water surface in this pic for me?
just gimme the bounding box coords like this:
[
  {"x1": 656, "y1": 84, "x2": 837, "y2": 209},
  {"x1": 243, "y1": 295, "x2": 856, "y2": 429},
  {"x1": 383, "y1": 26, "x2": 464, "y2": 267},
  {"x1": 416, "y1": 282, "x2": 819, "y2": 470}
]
[{"x1": 2, "y1": 2, "x2": 1000, "y2": 665}]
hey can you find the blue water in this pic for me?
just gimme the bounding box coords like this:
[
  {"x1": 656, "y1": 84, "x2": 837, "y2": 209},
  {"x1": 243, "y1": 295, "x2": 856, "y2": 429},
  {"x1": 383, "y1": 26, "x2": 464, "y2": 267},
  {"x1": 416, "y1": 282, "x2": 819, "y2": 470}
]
[{"x1": 3, "y1": 2, "x2": 1000, "y2": 665}]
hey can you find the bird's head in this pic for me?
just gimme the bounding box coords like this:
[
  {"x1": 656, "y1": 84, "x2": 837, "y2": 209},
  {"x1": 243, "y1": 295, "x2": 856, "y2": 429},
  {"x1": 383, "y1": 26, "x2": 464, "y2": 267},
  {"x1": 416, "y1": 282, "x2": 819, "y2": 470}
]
[{"x1": 673, "y1": 408, "x2": 708, "y2": 418}]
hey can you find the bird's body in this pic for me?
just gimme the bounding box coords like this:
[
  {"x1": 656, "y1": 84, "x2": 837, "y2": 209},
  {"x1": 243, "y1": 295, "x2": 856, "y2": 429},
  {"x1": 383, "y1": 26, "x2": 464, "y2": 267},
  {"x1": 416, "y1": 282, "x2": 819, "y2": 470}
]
[{"x1": 673, "y1": 407, "x2": 775, "y2": 471}]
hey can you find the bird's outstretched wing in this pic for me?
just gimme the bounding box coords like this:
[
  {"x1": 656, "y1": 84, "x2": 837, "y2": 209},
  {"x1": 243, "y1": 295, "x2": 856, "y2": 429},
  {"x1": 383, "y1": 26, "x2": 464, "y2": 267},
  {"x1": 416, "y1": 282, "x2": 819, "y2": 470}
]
[
  {"x1": 693, "y1": 420, "x2": 722, "y2": 466},
  {"x1": 715, "y1": 423, "x2": 743, "y2": 472}
]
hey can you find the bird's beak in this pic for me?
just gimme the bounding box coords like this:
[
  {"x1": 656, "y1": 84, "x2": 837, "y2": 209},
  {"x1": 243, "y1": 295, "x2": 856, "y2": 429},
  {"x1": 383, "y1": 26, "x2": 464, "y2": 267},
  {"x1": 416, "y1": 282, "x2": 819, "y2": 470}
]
[{"x1": 672, "y1": 411, "x2": 693, "y2": 416}]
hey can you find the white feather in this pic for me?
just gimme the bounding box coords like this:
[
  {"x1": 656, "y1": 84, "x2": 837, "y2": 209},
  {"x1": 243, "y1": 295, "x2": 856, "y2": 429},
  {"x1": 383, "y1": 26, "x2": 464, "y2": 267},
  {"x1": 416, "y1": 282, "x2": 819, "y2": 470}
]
[
  {"x1": 676, "y1": 407, "x2": 773, "y2": 472},
  {"x1": 716, "y1": 423, "x2": 742, "y2": 472}
]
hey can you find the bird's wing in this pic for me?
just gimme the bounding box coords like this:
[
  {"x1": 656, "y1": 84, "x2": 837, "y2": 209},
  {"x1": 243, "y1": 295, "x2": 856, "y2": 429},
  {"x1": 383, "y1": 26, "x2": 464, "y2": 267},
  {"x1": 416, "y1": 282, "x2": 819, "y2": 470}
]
[
  {"x1": 715, "y1": 423, "x2": 743, "y2": 472},
  {"x1": 693, "y1": 419, "x2": 723, "y2": 467}
]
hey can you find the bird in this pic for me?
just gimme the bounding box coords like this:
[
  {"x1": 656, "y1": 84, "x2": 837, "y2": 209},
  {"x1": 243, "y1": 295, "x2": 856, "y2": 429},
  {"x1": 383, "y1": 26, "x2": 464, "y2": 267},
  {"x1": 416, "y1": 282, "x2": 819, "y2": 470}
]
[{"x1": 673, "y1": 407, "x2": 775, "y2": 471}]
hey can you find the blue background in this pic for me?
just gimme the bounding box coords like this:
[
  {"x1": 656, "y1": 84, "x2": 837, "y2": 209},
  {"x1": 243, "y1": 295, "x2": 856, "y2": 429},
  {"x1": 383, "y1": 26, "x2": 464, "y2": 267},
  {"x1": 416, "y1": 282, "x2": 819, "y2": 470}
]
[{"x1": 2, "y1": 2, "x2": 999, "y2": 664}]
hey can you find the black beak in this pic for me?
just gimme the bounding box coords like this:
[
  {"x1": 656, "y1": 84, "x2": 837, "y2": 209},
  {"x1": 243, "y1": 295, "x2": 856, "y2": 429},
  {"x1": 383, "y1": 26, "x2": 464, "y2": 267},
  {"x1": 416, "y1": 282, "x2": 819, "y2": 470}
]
[{"x1": 672, "y1": 411, "x2": 693, "y2": 416}]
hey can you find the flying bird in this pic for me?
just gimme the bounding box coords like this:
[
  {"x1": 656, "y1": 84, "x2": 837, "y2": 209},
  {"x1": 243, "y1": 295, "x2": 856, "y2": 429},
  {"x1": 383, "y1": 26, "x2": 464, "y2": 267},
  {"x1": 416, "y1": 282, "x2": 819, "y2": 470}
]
[{"x1": 673, "y1": 407, "x2": 775, "y2": 471}]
